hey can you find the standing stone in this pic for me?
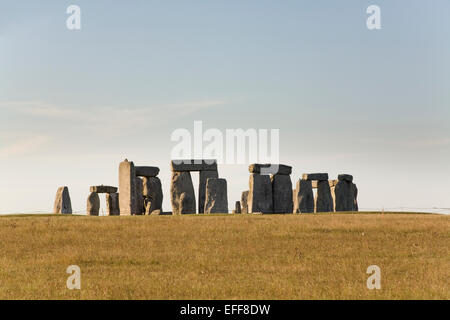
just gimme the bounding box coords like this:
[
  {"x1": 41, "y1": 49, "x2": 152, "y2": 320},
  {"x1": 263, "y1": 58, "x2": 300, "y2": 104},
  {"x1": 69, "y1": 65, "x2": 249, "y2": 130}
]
[
  {"x1": 248, "y1": 174, "x2": 273, "y2": 214},
  {"x1": 315, "y1": 180, "x2": 334, "y2": 213},
  {"x1": 204, "y1": 178, "x2": 228, "y2": 214},
  {"x1": 87, "y1": 192, "x2": 100, "y2": 216},
  {"x1": 198, "y1": 170, "x2": 219, "y2": 213},
  {"x1": 135, "y1": 177, "x2": 144, "y2": 215},
  {"x1": 293, "y1": 180, "x2": 314, "y2": 213},
  {"x1": 170, "y1": 171, "x2": 196, "y2": 214},
  {"x1": 53, "y1": 186, "x2": 72, "y2": 214},
  {"x1": 233, "y1": 201, "x2": 242, "y2": 214},
  {"x1": 335, "y1": 179, "x2": 354, "y2": 212},
  {"x1": 119, "y1": 159, "x2": 138, "y2": 215},
  {"x1": 352, "y1": 183, "x2": 359, "y2": 211},
  {"x1": 272, "y1": 174, "x2": 293, "y2": 214},
  {"x1": 143, "y1": 177, "x2": 163, "y2": 214},
  {"x1": 106, "y1": 193, "x2": 120, "y2": 216},
  {"x1": 241, "y1": 191, "x2": 249, "y2": 214}
]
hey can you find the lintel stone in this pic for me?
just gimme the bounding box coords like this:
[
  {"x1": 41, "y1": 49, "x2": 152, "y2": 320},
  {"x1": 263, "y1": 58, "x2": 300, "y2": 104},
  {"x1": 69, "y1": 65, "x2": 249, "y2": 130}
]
[
  {"x1": 249, "y1": 164, "x2": 292, "y2": 175},
  {"x1": 302, "y1": 173, "x2": 329, "y2": 181},
  {"x1": 171, "y1": 159, "x2": 217, "y2": 172}
]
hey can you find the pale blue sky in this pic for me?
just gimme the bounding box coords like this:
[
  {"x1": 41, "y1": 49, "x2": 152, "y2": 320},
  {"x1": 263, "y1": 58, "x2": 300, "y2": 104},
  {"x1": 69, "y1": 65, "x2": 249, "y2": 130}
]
[{"x1": 1, "y1": 1, "x2": 449, "y2": 213}]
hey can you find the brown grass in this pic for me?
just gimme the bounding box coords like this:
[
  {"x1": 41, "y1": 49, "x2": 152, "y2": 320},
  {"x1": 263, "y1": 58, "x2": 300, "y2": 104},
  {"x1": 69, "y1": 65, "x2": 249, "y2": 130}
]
[{"x1": 0, "y1": 213, "x2": 448, "y2": 300}]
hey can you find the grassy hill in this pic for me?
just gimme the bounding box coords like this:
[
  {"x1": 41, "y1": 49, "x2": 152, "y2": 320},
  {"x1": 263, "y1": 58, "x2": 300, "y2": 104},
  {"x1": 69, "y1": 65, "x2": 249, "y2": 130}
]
[{"x1": 0, "y1": 213, "x2": 448, "y2": 300}]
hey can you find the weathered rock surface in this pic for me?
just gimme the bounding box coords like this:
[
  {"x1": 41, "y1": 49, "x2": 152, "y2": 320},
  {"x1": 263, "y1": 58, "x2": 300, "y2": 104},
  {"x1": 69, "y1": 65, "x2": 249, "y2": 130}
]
[
  {"x1": 87, "y1": 192, "x2": 100, "y2": 216},
  {"x1": 315, "y1": 180, "x2": 334, "y2": 212},
  {"x1": 171, "y1": 159, "x2": 217, "y2": 172},
  {"x1": 170, "y1": 171, "x2": 196, "y2": 214},
  {"x1": 272, "y1": 174, "x2": 293, "y2": 213},
  {"x1": 248, "y1": 174, "x2": 273, "y2": 213},
  {"x1": 119, "y1": 159, "x2": 138, "y2": 215},
  {"x1": 204, "y1": 178, "x2": 228, "y2": 214},
  {"x1": 53, "y1": 186, "x2": 72, "y2": 214},
  {"x1": 302, "y1": 173, "x2": 329, "y2": 181},
  {"x1": 106, "y1": 193, "x2": 120, "y2": 216},
  {"x1": 338, "y1": 174, "x2": 353, "y2": 182},
  {"x1": 135, "y1": 166, "x2": 160, "y2": 177},
  {"x1": 241, "y1": 191, "x2": 249, "y2": 214},
  {"x1": 135, "y1": 177, "x2": 144, "y2": 215},
  {"x1": 335, "y1": 180, "x2": 354, "y2": 212},
  {"x1": 293, "y1": 180, "x2": 314, "y2": 213},
  {"x1": 234, "y1": 201, "x2": 242, "y2": 214},
  {"x1": 143, "y1": 177, "x2": 163, "y2": 214},
  {"x1": 90, "y1": 185, "x2": 118, "y2": 194},
  {"x1": 311, "y1": 180, "x2": 337, "y2": 189},
  {"x1": 198, "y1": 170, "x2": 219, "y2": 213},
  {"x1": 147, "y1": 208, "x2": 162, "y2": 215},
  {"x1": 249, "y1": 164, "x2": 292, "y2": 175},
  {"x1": 352, "y1": 183, "x2": 359, "y2": 211}
]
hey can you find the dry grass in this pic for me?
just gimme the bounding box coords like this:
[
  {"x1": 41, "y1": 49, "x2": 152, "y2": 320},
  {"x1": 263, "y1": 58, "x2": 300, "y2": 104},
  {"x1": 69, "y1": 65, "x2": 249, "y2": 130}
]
[{"x1": 0, "y1": 213, "x2": 449, "y2": 300}]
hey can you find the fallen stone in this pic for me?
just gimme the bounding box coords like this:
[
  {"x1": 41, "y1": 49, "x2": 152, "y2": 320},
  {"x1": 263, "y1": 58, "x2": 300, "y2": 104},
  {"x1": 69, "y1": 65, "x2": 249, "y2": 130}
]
[
  {"x1": 272, "y1": 174, "x2": 293, "y2": 213},
  {"x1": 302, "y1": 173, "x2": 329, "y2": 181},
  {"x1": 53, "y1": 186, "x2": 72, "y2": 214},
  {"x1": 241, "y1": 191, "x2": 249, "y2": 214},
  {"x1": 119, "y1": 159, "x2": 139, "y2": 215},
  {"x1": 143, "y1": 177, "x2": 163, "y2": 214},
  {"x1": 338, "y1": 174, "x2": 353, "y2": 182},
  {"x1": 90, "y1": 185, "x2": 118, "y2": 194},
  {"x1": 293, "y1": 180, "x2": 314, "y2": 213},
  {"x1": 249, "y1": 164, "x2": 292, "y2": 175},
  {"x1": 149, "y1": 209, "x2": 162, "y2": 215},
  {"x1": 170, "y1": 171, "x2": 196, "y2": 214},
  {"x1": 248, "y1": 174, "x2": 273, "y2": 213},
  {"x1": 106, "y1": 193, "x2": 120, "y2": 216},
  {"x1": 135, "y1": 166, "x2": 160, "y2": 177},
  {"x1": 198, "y1": 170, "x2": 219, "y2": 213},
  {"x1": 135, "y1": 177, "x2": 144, "y2": 215},
  {"x1": 171, "y1": 159, "x2": 217, "y2": 172},
  {"x1": 204, "y1": 178, "x2": 228, "y2": 214},
  {"x1": 315, "y1": 180, "x2": 334, "y2": 212},
  {"x1": 87, "y1": 192, "x2": 100, "y2": 216}
]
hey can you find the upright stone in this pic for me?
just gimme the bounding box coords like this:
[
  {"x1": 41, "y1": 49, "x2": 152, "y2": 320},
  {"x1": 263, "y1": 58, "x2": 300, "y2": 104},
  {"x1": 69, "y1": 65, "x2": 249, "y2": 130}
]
[
  {"x1": 335, "y1": 179, "x2": 354, "y2": 212},
  {"x1": 241, "y1": 191, "x2": 249, "y2": 214},
  {"x1": 204, "y1": 178, "x2": 228, "y2": 214},
  {"x1": 234, "y1": 201, "x2": 242, "y2": 214},
  {"x1": 106, "y1": 193, "x2": 120, "y2": 216},
  {"x1": 352, "y1": 183, "x2": 359, "y2": 211},
  {"x1": 87, "y1": 192, "x2": 100, "y2": 216},
  {"x1": 119, "y1": 159, "x2": 138, "y2": 215},
  {"x1": 53, "y1": 186, "x2": 72, "y2": 214},
  {"x1": 143, "y1": 177, "x2": 163, "y2": 214},
  {"x1": 272, "y1": 174, "x2": 293, "y2": 214},
  {"x1": 170, "y1": 171, "x2": 196, "y2": 214},
  {"x1": 315, "y1": 180, "x2": 334, "y2": 213},
  {"x1": 293, "y1": 180, "x2": 314, "y2": 213},
  {"x1": 135, "y1": 177, "x2": 144, "y2": 215},
  {"x1": 198, "y1": 170, "x2": 219, "y2": 213},
  {"x1": 248, "y1": 174, "x2": 273, "y2": 214}
]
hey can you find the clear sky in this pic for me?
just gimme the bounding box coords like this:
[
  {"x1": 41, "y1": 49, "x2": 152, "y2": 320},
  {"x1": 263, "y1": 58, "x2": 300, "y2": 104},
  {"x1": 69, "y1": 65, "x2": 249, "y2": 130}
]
[{"x1": 1, "y1": 1, "x2": 449, "y2": 214}]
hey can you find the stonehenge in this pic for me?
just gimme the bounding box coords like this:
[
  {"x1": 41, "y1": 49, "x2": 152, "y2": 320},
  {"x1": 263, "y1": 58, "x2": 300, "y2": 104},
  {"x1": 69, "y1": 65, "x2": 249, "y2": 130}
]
[
  {"x1": 119, "y1": 159, "x2": 162, "y2": 215},
  {"x1": 170, "y1": 160, "x2": 224, "y2": 214},
  {"x1": 204, "y1": 178, "x2": 228, "y2": 214},
  {"x1": 53, "y1": 186, "x2": 72, "y2": 214},
  {"x1": 55, "y1": 158, "x2": 360, "y2": 217},
  {"x1": 248, "y1": 164, "x2": 293, "y2": 214}
]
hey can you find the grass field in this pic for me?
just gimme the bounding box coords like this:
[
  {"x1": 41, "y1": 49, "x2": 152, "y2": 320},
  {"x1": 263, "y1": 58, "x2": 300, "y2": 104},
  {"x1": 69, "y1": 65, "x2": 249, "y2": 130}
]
[{"x1": 0, "y1": 213, "x2": 448, "y2": 300}]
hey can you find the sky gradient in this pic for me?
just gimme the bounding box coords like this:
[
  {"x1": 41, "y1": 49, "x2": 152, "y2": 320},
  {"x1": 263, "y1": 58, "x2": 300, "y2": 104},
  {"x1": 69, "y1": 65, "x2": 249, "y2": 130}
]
[{"x1": 1, "y1": 1, "x2": 449, "y2": 214}]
